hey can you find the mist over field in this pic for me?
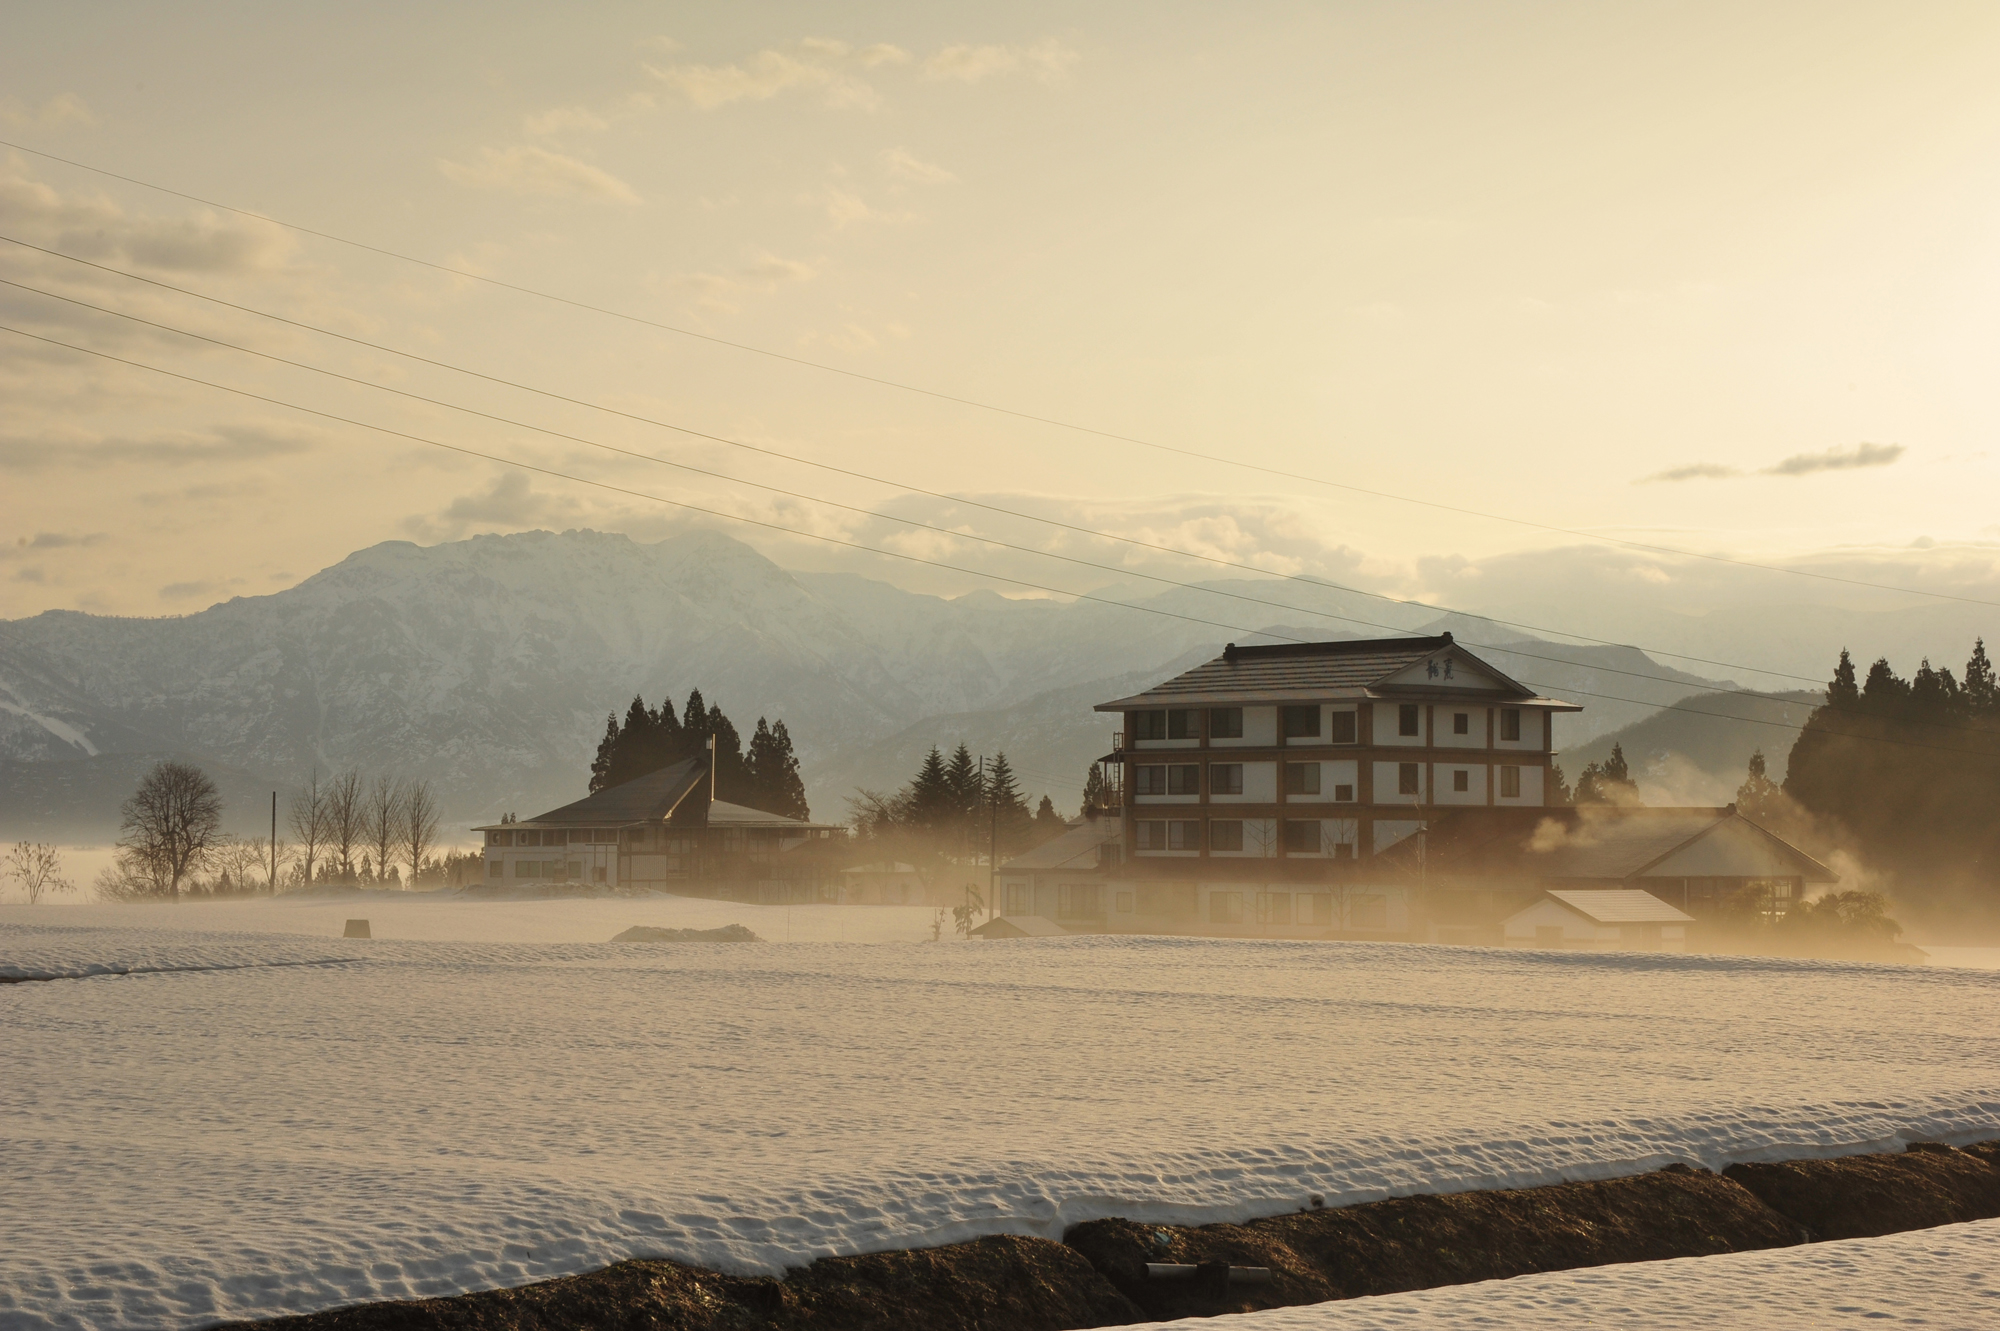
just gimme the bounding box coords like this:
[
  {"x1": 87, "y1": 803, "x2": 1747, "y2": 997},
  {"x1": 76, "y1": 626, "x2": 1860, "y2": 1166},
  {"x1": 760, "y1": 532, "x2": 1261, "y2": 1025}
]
[{"x1": 7, "y1": 4, "x2": 2000, "y2": 1330}]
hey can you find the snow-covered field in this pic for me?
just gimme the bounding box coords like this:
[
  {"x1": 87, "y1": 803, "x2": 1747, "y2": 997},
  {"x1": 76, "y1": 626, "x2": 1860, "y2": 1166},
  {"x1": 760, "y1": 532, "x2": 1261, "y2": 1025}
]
[
  {"x1": 1134, "y1": 1219, "x2": 2000, "y2": 1329},
  {"x1": 5, "y1": 896, "x2": 2000, "y2": 1330}
]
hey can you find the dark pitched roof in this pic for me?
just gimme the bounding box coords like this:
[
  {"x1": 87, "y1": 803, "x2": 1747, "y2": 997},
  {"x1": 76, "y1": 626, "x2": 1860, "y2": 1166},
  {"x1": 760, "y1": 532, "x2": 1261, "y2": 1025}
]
[
  {"x1": 997, "y1": 816, "x2": 1121, "y2": 871},
  {"x1": 496, "y1": 757, "x2": 707, "y2": 828},
  {"x1": 1386, "y1": 806, "x2": 1837, "y2": 884},
  {"x1": 1094, "y1": 633, "x2": 1557, "y2": 709}
]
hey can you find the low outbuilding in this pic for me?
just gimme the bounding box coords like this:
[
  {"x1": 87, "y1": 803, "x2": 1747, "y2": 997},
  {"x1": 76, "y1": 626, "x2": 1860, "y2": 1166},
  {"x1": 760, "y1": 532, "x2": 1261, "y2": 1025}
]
[{"x1": 1501, "y1": 888, "x2": 1695, "y2": 952}]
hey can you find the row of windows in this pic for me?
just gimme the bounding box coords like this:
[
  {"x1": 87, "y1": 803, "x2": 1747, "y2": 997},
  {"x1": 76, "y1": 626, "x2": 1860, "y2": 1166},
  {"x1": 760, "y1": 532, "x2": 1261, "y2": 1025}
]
[
  {"x1": 1134, "y1": 762, "x2": 1527, "y2": 799},
  {"x1": 1133, "y1": 818, "x2": 1358, "y2": 854},
  {"x1": 487, "y1": 828, "x2": 620, "y2": 847},
  {"x1": 1208, "y1": 890, "x2": 1388, "y2": 928},
  {"x1": 1133, "y1": 706, "x2": 1526, "y2": 742}
]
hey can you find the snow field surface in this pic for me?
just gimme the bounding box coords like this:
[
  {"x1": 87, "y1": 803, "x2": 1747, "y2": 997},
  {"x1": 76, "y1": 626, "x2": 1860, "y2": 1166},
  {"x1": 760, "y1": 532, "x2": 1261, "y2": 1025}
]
[
  {"x1": 1132, "y1": 1218, "x2": 2000, "y2": 1328},
  {"x1": 4, "y1": 902, "x2": 2000, "y2": 1329}
]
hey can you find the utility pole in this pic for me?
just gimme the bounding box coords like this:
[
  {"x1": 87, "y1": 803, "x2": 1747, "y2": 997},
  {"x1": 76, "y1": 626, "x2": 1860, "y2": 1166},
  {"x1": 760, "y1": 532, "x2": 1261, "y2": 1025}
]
[
  {"x1": 988, "y1": 760, "x2": 998, "y2": 917},
  {"x1": 269, "y1": 791, "x2": 277, "y2": 895}
]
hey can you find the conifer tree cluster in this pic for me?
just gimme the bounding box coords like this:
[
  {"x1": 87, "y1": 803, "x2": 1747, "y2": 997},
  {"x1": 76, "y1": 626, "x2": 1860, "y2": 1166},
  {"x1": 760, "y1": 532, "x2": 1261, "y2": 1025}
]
[
  {"x1": 1572, "y1": 743, "x2": 1642, "y2": 806},
  {"x1": 1783, "y1": 640, "x2": 2000, "y2": 904},
  {"x1": 588, "y1": 689, "x2": 809, "y2": 819},
  {"x1": 849, "y1": 743, "x2": 1063, "y2": 860}
]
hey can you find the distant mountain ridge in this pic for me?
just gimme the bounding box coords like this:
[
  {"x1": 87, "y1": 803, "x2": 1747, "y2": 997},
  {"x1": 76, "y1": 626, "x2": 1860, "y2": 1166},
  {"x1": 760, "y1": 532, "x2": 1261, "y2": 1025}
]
[{"x1": 0, "y1": 528, "x2": 1749, "y2": 837}]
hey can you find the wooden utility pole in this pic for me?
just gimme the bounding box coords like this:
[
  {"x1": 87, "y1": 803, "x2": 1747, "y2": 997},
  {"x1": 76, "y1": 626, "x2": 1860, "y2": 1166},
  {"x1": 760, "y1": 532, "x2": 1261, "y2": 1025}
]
[{"x1": 269, "y1": 791, "x2": 277, "y2": 894}]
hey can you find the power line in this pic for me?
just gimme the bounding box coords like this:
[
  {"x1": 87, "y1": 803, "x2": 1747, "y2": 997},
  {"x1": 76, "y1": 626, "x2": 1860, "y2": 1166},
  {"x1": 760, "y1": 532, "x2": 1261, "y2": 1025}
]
[
  {"x1": 3, "y1": 276, "x2": 1851, "y2": 721},
  {"x1": 5, "y1": 138, "x2": 1995, "y2": 611},
  {"x1": 8, "y1": 318, "x2": 1997, "y2": 765},
  {"x1": 0, "y1": 236, "x2": 1833, "y2": 688}
]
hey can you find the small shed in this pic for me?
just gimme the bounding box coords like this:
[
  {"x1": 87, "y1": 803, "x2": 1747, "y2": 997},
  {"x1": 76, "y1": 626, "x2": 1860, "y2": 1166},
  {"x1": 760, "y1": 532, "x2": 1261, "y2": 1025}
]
[
  {"x1": 969, "y1": 915, "x2": 1070, "y2": 940},
  {"x1": 1502, "y1": 888, "x2": 1695, "y2": 952},
  {"x1": 839, "y1": 861, "x2": 926, "y2": 905}
]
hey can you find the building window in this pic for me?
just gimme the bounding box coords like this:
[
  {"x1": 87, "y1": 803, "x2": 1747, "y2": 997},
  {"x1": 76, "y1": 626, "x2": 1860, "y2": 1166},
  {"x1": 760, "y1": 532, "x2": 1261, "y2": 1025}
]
[
  {"x1": 1116, "y1": 891, "x2": 1134, "y2": 914},
  {"x1": 1134, "y1": 765, "x2": 1167, "y2": 796},
  {"x1": 1351, "y1": 894, "x2": 1389, "y2": 929},
  {"x1": 1399, "y1": 763, "x2": 1420, "y2": 795},
  {"x1": 1132, "y1": 710, "x2": 1168, "y2": 741},
  {"x1": 1058, "y1": 884, "x2": 1105, "y2": 920},
  {"x1": 1167, "y1": 708, "x2": 1200, "y2": 740},
  {"x1": 1399, "y1": 704, "x2": 1421, "y2": 737},
  {"x1": 1134, "y1": 820, "x2": 1166, "y2": 850},
  {"x1": 1281, "y1": 705, "x2": 1321, "y2": 738},
  {"x1": 1302, "y1": 892, "x2": 1334, "y2": 925},
  {"x1": 1004, "y1": 883, "x2": 1029, "y2": 915},
  {"x1": 1330, "y1": 711, "x2": 1357, "y2": 744},
  {"x1": 1167, "y1": 820, "x2": 1202, "y2": 851},
  {"x1": 1501, "y1": 708, "x2": 1521, "y2": 742},
  {"x1": 1209, "y1": 763, "x2": 1243, "y2": 795},
  {"x1": 1167, "y1": 764, "x2": 1202, "y2": 795},
  {"x1": 1257, "y1": 891, "x2": 1293, "y2": 925},
  {"x1": 1500, "y1": 765, "x2": 1521, "y2": 798},
  {"x1": 1453, "y1": 712, "x2": 1469, "y2": 735},
  {"x1": 1284, "y1": 762, "x2": 1321, "y2": 795},
  {"x1": 1333, "y1": 783, "x2": 1355, "y2": 802},
  {"x1": 1210, "y1": 891, "x2": 1245, "y2": 924},
  {"x1": 488, "y1": 859, "x2": 502, "y2": 879},
  {"x1": 1452, "y1": 769, "x2": 1469, "y2": 792},
  {"x1": 1208, "y1": 707, "x2": 1244, "y2": 739},
  {"x1": 1209, "y1": 819, "x2": 1244, "y2": 851},
  {"x1": 1283, "y1": 819, "x2": 1321, "y2": 853}
]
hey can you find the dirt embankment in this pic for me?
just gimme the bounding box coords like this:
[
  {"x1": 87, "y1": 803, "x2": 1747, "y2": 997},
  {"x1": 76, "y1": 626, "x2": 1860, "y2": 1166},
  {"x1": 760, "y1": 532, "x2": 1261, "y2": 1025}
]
[{"x1": 237, "y1": 1140, "x2": 2000, "y2": 1331}]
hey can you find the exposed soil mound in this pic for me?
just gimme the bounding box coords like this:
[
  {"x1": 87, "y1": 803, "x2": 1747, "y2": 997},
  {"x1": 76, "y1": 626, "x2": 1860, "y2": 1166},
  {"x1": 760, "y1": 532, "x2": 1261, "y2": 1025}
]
[
  {"x1": 610, "y1": 924, "x2": 762, "y2": 943},
  {"x1": 232, "y1": 1234, "x2": 1136, "y2": 1331},
  {"x1": 1065, "y1": 1163, "x2": 1801, "y2": 1322},
  {"x1": 1723, "y1": 1141, "x2": 2000, "y2": 1240}
]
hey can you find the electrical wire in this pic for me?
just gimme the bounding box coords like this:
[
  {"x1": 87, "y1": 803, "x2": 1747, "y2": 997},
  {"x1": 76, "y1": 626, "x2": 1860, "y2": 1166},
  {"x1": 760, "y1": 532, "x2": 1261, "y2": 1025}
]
[
  {"x1": 7, "y1": 318, "x2": 1996, "y2": 764},
  {"x1": 5, "y1": 137, "x2": 1994, "y2": 610}
]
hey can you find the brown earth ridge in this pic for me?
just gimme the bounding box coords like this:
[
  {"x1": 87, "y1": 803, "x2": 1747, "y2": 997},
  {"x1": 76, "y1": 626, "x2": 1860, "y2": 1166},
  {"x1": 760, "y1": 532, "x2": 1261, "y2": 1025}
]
[{"x1": 234, "y1": 1139, "x2": 2000, "y2": 1330}]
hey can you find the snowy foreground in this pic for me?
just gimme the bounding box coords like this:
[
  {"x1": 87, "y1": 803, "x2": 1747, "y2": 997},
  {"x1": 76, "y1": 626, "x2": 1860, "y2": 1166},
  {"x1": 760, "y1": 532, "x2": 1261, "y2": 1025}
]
[
  {"x1": 1134, "y1": 1219, "x2": 2000, "y2": 1329},
  {"x1": 4, "y1": 896, "x2": 2000, "y2": 1330}
]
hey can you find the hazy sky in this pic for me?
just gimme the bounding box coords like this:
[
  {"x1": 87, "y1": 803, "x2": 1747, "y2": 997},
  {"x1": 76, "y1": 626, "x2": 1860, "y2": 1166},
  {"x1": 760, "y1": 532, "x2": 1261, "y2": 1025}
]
[{"x1": 4, "y1": 1, "x2": 2000, "y2": 650}]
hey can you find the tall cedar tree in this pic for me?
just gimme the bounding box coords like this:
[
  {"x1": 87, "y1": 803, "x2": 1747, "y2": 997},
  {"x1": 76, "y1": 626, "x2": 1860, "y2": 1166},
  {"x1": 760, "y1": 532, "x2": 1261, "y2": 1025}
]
[
  {"x1": 1574, "y1": 743, "x2": 1641, "y2": 806},
  {"x1": 1785, "y1": 642, "x2": 2000, "y2": 901},
  {"x1": 586, "y1": 688, "x2": 803, "y2": 817},
  {"x1": 745, "y1": 718, "x2": 809, "y2": 819},
  {"x1": 908, "y1": 747, "x2": 955, "y2": 831},
  {"x1": 983, "y1": 751, "x2": 1036, "y2": 857}
]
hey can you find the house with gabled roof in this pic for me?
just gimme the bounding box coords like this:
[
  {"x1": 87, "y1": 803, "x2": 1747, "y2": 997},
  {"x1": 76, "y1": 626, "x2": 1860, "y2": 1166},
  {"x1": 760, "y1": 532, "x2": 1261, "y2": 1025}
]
[
  {"x1": 473, "y1": 753, "x2": 841, "y2": 897},
  {"x1": 1501, "y1": 889, "x2": 1697, "y2": 952}
]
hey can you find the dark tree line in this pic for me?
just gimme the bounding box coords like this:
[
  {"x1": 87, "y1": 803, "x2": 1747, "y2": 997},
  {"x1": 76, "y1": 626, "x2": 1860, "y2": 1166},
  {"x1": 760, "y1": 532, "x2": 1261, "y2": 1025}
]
[
  {"x1": 1784, "y1": 641, "x2": 2000, "y2": 898},
  {"x1": 851, "y1": 742, "x2": 1064, "y2": 858},
  {"x1": 589, "y1": 688, "x2": 808, "y2": 819}
]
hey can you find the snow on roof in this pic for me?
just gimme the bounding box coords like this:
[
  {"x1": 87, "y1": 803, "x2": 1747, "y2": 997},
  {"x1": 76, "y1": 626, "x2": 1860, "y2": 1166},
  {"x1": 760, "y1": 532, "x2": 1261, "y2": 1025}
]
[
  {"x1": 997, "y1": 817, "x2": 1120, "y2": 871},
  {"x1": 841, "y1": 861, "x2": 919, "y2": 876},
  {"x1": 702, "y1": 799, "x2": 837, "y2": 831},
  {"x1": 970, "y1": 915, "x2": 1070, "y2": 938},
  {"x1": 477, "y1": 759, "x2": 835, "y2": 831},
  {"x1": 1408, "y1": 807, "x2": 1836, "y2": 885},
  {"x1": 1543, "y1": 888, "x2": 1695, "y2": 925},
  {"x1": 1094, "y1": 633, "x2": 1567, "y2": 709}
]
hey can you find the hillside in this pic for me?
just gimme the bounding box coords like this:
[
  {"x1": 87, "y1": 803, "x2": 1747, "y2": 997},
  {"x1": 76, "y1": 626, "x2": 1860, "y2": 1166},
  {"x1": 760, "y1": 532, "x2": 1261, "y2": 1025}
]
[{"x1": 1562, "y1": 688, "x2": 1824, "y2": 804}]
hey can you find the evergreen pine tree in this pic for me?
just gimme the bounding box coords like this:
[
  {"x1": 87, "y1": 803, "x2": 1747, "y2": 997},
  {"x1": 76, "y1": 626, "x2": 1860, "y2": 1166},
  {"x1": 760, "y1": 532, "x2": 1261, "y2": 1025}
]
[
  {"x1": 1549, "y1": 763, "x2": 1574, "y2": 806},
  {"x1": 1034, "y1": 794, "x2": 1065, "y2": 839},
  {"x1": 943, "y1": 743, "x2": 983, "y2": 831},
  {"x1": 1860, "y1": 657, "x2": 1908, "y2": 713},
  {"x1": 909, "y1": 747, "x2": 954, "y2": 831},
  {"x1": 985, "y1": 751, "x2": 1034, "y2": 856},
  {"x1": 588, "y1": 712, "x2": 621, "y2": 792},
  {"x1": 1081, "y1": 762, "x2": 1107, "y2": 814},
  {"x1": 607, "y1": 695, "x2": 654, "y2": 788},
  {"x1": 1911, "y1": 659, "x2": 1962, "y2": 720},
  {"x1": 745, "y1": 718, "x2": 810, "y2": 819},
  {"x1": 1828, "y1": 648, "x2": 1859, "y2": 708},
  {"x1": 706, "y1": 702, "x2": 746, "y2": 802},
  {"x1": 1736, "y1": 748, "x2": 1780, "y2": 819},
  {"x1": 650, "y1": 695, "x2": 684, "y2": 771},
  {"x1": 1966, "y1": 639, "x2": 1998, "y2": 715}
]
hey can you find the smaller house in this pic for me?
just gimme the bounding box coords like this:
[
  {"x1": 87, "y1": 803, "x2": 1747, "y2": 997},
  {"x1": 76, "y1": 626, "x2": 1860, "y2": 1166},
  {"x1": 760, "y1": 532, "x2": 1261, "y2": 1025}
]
[
  {"x1": 1502, "y1": 889, "x2": 1696, "y2": 953},
  {"x1": 993, "y1": 816, "x2": 1124, "y2": 928},
  {"x1": 839, "y1": 861, "x2": 926, "y2": 906}
]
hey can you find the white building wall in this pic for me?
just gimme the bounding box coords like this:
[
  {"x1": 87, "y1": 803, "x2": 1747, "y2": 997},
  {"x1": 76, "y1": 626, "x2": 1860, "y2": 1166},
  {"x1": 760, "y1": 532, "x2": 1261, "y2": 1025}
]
[
  {"x1": 1494, "y1": 764, "x2": 1545, "y2": 807},
  {"x1": 1208, "y1": 761, "x2": 1277, "y2": 804},
  {"x1": 1209, "y1": 706, "x2": 1277, "y2": 748},
  {"x1": 1433, "y1": 763, "x2": 1487, "y2": 806},
  {"x1": 1374, "y1": 702, "x2": 1426, "y2": 747},
  {"x1": 1373, "y1": 760, "x2": 1425, "y2": 805},
  {"x1": 1494, "y1": 708, "x2": 1546, "y2": 751},
  {"x1": 1434, "y1": 705, "x2": 1487, "y2": 749}
]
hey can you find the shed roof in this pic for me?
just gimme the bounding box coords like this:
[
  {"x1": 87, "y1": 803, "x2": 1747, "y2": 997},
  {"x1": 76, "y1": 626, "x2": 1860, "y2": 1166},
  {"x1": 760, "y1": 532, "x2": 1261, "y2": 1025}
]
[
  {"x1": 971, "y1": 915, "x2": 1070, "y2": 939},
  {"x1": 1094, "y1": 633, "x2": 1574, "y2": 710},
  {"x1": 1542, "y1": 888, "x2": 1696, "y2": 924},
  {"x1": 997, "y1": 817, "x2": 1121, "y2": 872}
]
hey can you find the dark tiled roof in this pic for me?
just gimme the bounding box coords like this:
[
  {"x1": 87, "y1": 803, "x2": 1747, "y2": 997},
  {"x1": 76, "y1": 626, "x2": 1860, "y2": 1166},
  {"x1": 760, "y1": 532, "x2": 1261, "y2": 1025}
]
[
  {"x1": 508, "y1": 757, "x2": 707, "y2": 827},
  {"x1": 1095, "y1": 634, "x2": 1543, "y2": 709},
  {"x1": 1397, "y1": 807, "x2": 1833, "y2": 883}
]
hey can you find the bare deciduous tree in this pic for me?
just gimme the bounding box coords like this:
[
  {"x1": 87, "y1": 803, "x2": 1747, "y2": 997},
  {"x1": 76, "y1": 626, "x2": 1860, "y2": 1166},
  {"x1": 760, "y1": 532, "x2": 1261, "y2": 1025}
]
[
  {"x1": 211, "y1": 835, "x2": 267, "y2": 895},
  {"x1": 366, "y1": 774, "x2": 402, "y2": 885},
  {"x1": 6, "y1": 842, "x2": 74, "y2": 904},
  {"x1": 118, "y1": 759, "x2": 224, "y2": 901},
  {"x1": 288, "y1": 770, "x2": 331, "y2": 889},
  {"x1": 326, "y1": 768, "x2": 363, "y2": 883},
  {"x1": 400, "y1": 778, "x2": 440, "y2": 888}
]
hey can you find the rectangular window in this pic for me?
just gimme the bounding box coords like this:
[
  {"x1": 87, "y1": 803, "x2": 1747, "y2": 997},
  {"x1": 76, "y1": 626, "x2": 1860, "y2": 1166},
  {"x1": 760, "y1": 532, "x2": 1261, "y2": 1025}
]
[
  {"x1": 1284, "y1": 762, "x2": 1321, "y2": 795},
  {"x1": 1167, "y1": 764, "x2": 1202, "y2": 795},
  {"x1": 1004, "y1": 883, "x2": 1029, "y2": 915},
  {"x1": 1399, "y1": 762, "x2": 1421, "y2": 795},
  {"x1": 1208, "y1": 707, "x2": 1244, "y2": 739},
  {"x1": 1132, "y1": 710, "x2": 1168, "y2": 741},
  {"x1": 1208, "y1": 819, "x2": 1244, "y2": 851},
  {"x1": 1134, "y1": 765, "x2": 1167, "y2": 796},
  {"x1": 1134, "y1": 820, "x2": 1166, "y2": 850},
  {"x1": 1283, "y1": 819, "x2": 1321, "y2": 853},
  {"x1": 1167, "y1": 708, "x2": 1200, "y2": 740},
  {"x1": 1209, "y1": 763, "x2": 1243, "y2": 795},
  {"x1": 1210, "y1": 891, "x2": 1245, "y2": 924},
  {"x1": 1281, "y1": 705, "x2": 1321, "y2": 738},
  {"x1": 1352, "y1": 894, "x2": 1389, "y2": 929},
  {"x1": 1257, "y1": 891, "x2": 1293, "y2": 925},
  {"x1": 1167, "y1": 820, "x2": 1202, "y2": 851},
  {"x1": 1500, "y1": 765, "x2": 1521, "y2": 798},
  {"x1": 1329, "y1": 711, "x2": 1357, "y2": 744},
  {"x1": 1453, "y1": 712, "x2": 1469, "y2": 735},
  {"x1": 1116, "y1": 890, "x2": 1134, "y2": 914},
  {"x1": 1058, "y1": 884, "x2": 1106, "y2": 920},
  {"x1": 1333, "y1": 783, "x2": 1355, "y2": 802},
  {"x1": 1399, "y1": 704, "x2": 1421, "y2": 737},
  {"x1": 1501, "y1": 708, "x2": 1521, "y2": 742},
  {"x1": 1303, "y1": 892, "x2": 1334, "y2": 925},
  {"x1": 488, "y1": 859, "x2": 502, "y2": 879},
  {"x1": 1452, "y1": 769, "x2": 1469, "y2": 792},
  {"x1": 565, "y1": 860, "x2": 582, "y2": 880}
]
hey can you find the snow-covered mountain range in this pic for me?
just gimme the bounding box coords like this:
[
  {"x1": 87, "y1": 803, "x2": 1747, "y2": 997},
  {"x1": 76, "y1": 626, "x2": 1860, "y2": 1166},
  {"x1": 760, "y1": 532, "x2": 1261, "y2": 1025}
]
[{"x1": 0, "y1": 528, "x2": 1764, "y2": 836}]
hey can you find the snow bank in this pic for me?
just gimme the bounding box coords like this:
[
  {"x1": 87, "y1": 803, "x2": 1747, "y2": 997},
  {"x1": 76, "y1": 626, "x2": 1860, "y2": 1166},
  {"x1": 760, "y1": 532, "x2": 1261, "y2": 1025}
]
[
  {"x1": 3, "y1": 926, "x2": 1997, "y2": 1329},
  {"x1": 1131, "y1": 1217, "x2": 2000, "y2": 1328}
]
